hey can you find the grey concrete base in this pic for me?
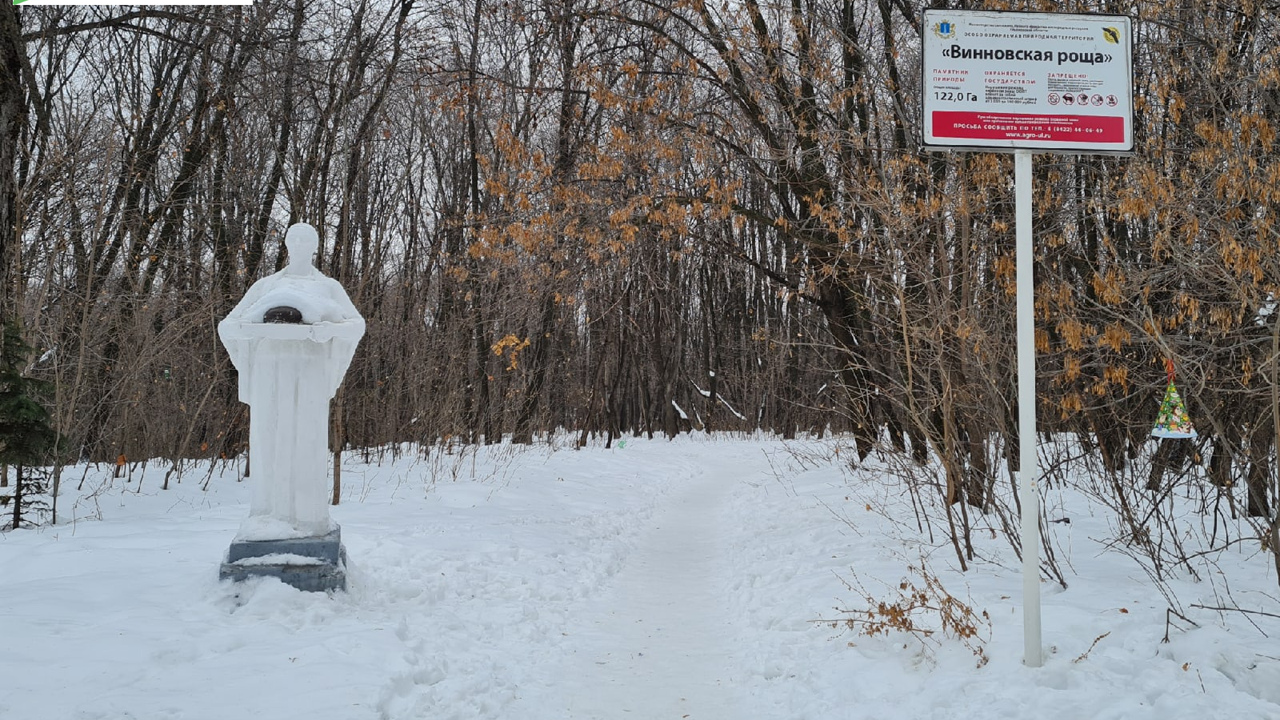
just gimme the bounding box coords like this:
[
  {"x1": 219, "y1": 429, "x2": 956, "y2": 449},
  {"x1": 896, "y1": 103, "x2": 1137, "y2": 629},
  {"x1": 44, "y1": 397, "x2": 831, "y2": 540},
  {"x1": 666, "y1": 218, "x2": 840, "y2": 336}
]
[{"x1": 220, "y1": 526, "x2": 348, "y2": 592}]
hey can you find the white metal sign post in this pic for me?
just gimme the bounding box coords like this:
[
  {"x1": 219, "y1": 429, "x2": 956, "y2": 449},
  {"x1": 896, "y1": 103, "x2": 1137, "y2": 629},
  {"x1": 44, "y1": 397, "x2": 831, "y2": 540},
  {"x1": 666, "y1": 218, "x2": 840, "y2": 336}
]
[
  {"x1": 920, "y1": 9, "x2": 1134, "y2": 668},
  {"x1": 1014, "y1": 148, "x2": 1039, "y2": 668}
]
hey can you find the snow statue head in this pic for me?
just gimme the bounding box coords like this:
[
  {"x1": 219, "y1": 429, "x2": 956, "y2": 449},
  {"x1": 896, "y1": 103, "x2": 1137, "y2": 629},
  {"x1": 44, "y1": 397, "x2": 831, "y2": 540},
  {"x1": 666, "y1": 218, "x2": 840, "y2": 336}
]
[
  {"x1": 284, "y1": 222, "x2": 319, "y2": 276},
  {"x1": 215, "y1": 222, "x2": 365, "y2": 592}
]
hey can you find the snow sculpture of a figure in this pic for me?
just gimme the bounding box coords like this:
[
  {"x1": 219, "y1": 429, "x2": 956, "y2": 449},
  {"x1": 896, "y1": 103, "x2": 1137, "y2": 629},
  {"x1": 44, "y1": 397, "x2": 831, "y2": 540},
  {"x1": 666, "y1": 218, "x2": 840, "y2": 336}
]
[{"x1": 217, "y1": 223, "x2": 364, "y2": 591}]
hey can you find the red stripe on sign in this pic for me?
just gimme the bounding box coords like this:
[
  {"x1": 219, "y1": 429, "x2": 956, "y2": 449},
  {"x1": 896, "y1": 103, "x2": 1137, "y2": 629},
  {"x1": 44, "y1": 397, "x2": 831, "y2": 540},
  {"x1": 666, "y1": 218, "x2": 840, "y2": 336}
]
[{"x1": 932, "y1": 111, "x2": 1125, "y2": 143}]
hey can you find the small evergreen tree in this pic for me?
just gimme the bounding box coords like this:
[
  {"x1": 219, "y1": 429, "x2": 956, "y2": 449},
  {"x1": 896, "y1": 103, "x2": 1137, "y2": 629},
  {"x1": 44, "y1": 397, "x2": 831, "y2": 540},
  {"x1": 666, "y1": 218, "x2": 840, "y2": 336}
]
[{"x1": 0, "y1": 320, "x2": 58, "y2": 530}]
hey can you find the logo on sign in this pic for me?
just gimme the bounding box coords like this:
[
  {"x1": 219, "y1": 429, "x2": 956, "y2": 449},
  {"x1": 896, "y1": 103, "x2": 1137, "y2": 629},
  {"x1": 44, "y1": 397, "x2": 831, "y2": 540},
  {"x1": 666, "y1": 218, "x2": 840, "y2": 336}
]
[
  {"x1": 933, "y1": 20, "x2": 956, "y2": 39},
  {"x1": 1103, "y1": 27, "x2": 1120, "y2": 44}
]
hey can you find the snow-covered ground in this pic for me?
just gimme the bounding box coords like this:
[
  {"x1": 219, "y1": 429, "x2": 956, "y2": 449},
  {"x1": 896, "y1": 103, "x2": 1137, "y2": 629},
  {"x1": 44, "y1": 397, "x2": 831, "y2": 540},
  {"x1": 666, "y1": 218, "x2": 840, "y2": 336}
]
[{"x1": 4, "y1": 435, "x2": 1279, "y2": 719}]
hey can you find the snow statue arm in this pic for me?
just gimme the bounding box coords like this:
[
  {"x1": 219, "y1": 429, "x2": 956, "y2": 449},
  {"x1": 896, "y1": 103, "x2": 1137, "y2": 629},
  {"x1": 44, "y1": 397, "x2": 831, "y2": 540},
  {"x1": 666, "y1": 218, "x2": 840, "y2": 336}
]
[
  {"x1": 313, "y1": 276, "x2": 365, "y2": 397},
  {"x1": 218, "y1": 276, "x2": 279, "y2": 403}
]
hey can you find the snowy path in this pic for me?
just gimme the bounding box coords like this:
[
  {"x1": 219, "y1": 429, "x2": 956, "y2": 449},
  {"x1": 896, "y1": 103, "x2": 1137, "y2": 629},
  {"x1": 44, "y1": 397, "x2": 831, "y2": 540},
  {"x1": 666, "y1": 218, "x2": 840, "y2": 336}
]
[{"x1": 526, "y1": 463, "x2": 742, "y2": 719}]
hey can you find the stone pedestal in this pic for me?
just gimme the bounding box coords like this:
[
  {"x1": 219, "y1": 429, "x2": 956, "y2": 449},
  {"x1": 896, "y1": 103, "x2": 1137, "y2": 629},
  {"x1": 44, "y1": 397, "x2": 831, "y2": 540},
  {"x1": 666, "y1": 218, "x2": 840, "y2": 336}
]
[{"x1": 219, "y1": 526, "x2": 347, "y2": 592}]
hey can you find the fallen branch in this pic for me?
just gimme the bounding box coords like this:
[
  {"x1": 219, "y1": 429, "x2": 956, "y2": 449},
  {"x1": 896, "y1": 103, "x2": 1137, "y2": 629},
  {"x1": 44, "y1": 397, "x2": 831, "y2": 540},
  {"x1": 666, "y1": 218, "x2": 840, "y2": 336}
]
[
  {"x1": 1163, "y1": 607, "x2": 1200, "y2": 644},
  {"x1": 1189, "y1": 604, "x2": 1280, "y2": 620},
  {"x1": 1073, "y1": 631, "x2": 1111, "y2": 663}
]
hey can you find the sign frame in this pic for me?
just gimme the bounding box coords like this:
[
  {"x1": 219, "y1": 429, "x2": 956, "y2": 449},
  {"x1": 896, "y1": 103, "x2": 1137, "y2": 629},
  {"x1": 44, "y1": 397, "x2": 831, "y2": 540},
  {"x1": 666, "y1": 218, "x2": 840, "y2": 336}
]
[{"x1": 921, "y1": 9, "x2": 1135, "y2": 155}]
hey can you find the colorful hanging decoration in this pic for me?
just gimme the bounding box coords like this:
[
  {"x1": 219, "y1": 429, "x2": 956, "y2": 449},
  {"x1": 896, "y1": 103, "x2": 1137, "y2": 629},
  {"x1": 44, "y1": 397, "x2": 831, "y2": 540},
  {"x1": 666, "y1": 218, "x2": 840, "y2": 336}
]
[{"x1": 1152, "y1": 358, "x2": 1197, "y2": 439}]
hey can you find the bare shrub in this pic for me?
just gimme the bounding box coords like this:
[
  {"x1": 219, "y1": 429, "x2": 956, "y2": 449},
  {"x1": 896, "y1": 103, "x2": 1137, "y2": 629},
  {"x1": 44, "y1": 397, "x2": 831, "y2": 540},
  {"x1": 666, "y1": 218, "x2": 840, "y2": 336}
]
[{"x1": 822, "y1": 558, "x2": 991, "y2": 668}]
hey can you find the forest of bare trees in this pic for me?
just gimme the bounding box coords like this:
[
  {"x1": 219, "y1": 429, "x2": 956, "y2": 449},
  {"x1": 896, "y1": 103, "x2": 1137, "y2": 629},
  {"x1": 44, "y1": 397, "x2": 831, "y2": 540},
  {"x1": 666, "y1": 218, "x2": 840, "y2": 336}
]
[{"x1": 2, "y1": 0, "x2": 1279, "y2": 543}]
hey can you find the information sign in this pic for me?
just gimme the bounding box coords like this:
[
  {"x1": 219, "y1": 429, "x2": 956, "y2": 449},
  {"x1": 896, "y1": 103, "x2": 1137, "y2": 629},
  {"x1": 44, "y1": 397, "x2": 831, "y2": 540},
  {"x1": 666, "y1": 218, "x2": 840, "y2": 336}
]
[{"x1": 922, "y1": 10, "x2": 1133, "y2": 153}]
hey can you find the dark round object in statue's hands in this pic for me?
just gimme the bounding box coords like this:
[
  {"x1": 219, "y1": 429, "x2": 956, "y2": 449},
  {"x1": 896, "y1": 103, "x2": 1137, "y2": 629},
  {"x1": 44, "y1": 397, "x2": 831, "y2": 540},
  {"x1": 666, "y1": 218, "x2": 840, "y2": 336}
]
[{"x1": 263, "y1": 306, "x2": 304, "y2": 324}]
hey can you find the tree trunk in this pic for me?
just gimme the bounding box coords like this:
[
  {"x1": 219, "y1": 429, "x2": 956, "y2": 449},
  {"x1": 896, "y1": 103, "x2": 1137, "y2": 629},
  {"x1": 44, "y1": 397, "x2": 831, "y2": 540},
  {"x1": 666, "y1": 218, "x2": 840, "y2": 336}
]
[
  {"x1": 0, "y1": 4, "x2": 24, "y2": 321},
  {"x1": 512, "y1": 295, "x2": 556, "y2": 444},
  {"x1": 11, "y1": 463, "x2": 21, "y2": 529},
  {"x1": 1248, "y1": 421, "x2": 1272, "y2": 518},
  {"x1": 331, "y1": 389, "x2": 344, "y2": 506},
  {"x1": 1208, "y1": 435, "x2": 1234, "y2": 488}
]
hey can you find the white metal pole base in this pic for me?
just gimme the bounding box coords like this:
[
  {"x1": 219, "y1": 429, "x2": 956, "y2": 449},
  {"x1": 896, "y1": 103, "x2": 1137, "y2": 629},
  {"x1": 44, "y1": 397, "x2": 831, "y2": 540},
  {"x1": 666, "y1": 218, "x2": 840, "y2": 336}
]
[{"x1": 1015, "y1": 149, "x2": 1043, "y2": 668}]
